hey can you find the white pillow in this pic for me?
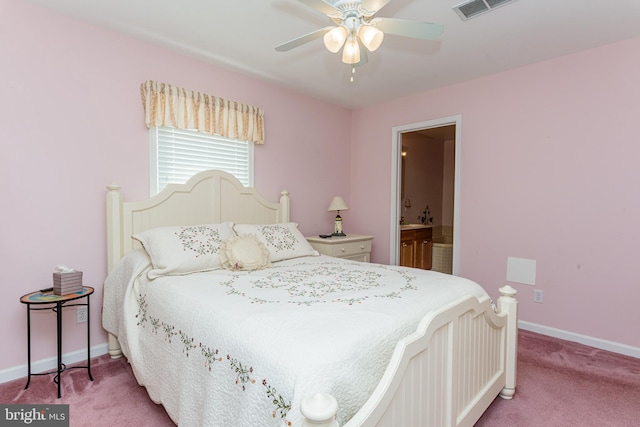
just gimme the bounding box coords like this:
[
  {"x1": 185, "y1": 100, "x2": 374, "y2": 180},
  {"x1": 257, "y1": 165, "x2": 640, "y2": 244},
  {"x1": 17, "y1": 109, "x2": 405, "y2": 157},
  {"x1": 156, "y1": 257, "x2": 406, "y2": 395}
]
[
  {"x1": 233, "y1": 223, "x2": 319, "y2": 262},
  {"x1": 219, "y1": 234, "x2": 271, "y2": 271},
  {"x1": 132, "y1": 223, "x2": 235, "y2": 279}
]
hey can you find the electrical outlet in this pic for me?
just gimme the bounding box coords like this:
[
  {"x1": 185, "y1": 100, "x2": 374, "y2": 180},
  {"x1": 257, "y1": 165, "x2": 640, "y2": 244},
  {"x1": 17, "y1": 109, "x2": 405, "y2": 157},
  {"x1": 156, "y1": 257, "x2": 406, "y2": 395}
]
[
  {"x1": 533, "y1": 289, "x2": 544, "y2": 303},
  {"x1": 77, "y1": 307, "x2": 88, "y2": 323}
]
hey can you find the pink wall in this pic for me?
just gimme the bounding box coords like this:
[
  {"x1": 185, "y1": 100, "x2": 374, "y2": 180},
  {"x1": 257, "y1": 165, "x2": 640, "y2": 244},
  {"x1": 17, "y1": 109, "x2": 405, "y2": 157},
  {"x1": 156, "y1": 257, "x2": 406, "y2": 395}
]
[
  {"x1": 2, "y1": 0, "x2": 351, "y2": 371},
  {"x1": 351, "y1": 37, "x2": 640, "y2": 348}
]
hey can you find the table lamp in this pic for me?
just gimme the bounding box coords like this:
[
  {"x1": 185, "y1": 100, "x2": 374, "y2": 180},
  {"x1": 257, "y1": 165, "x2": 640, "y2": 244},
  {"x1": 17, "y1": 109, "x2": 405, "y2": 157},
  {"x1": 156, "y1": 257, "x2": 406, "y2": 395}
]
[{"x1": 328, "y1": 196, "x2": 349, "y2": 236}]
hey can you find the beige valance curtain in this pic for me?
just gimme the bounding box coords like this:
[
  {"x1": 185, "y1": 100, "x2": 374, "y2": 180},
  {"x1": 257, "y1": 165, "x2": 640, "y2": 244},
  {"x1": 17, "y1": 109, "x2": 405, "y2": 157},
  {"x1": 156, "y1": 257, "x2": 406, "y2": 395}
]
[{"x1": 140, "y1": 80, "x2": 264, "y2": 144}]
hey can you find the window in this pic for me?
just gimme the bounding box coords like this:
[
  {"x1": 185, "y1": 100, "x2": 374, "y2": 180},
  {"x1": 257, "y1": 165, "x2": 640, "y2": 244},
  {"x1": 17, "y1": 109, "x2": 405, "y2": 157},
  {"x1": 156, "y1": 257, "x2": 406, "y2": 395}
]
[{"x1": 149, "y1": 126, "x2": 253, "y2": 195}]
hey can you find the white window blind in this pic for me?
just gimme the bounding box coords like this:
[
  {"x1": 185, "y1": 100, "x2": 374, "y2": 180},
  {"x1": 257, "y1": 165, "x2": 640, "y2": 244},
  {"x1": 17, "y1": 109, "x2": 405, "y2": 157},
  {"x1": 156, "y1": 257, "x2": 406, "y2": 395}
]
[{"x1": 149, "y1": 126, "x2": 253, "y2": 195}]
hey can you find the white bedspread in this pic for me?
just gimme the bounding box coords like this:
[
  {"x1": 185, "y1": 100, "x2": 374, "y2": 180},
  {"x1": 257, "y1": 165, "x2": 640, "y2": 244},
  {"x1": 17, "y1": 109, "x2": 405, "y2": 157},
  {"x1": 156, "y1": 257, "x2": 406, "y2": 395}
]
[{"x1": 103, "y1": 251, "x2": 490, "y2": 426}]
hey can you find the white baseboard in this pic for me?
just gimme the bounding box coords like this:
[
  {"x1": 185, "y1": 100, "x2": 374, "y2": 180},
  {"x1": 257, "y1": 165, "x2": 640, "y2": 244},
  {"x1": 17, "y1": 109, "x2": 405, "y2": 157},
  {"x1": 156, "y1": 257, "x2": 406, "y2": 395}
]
[
  {"x1": 0, "y1": 343, "x2": 109, "y2": 385},
  {"x1": 519, "y1": 321, "x2": 640, "y2": 359}
]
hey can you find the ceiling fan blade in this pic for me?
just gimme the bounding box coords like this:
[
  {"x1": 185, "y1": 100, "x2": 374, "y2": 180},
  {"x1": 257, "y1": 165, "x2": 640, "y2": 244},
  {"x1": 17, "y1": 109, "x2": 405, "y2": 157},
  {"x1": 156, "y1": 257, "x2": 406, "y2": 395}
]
[
  {"x1": 296, "y1": 0, "x2": 339, "y2": 15},
  {"x1": 275, "y1": 27, "x2": 333, "y2": 52},
  {"x1": 361, "y1": 0, "x2": 392, "y2": 14},
  {"x1": 373, "y1": 18, "x2": 444, "y2": 40}
]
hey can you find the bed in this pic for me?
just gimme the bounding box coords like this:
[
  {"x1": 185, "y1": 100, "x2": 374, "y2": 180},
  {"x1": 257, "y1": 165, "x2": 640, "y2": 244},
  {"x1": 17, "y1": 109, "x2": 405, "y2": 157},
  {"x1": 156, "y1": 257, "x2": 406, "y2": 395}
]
[{"x1": 102, "y1": 169, "x2": 518, "y2": 427}]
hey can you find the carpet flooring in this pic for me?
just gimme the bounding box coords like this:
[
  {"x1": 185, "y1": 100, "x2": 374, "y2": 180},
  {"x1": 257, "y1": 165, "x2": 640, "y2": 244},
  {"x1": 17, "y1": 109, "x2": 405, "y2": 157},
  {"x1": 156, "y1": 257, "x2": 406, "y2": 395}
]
[
  {"x1": 1, "y1": 329, "x2": 639, "y2": 426},
  {"x1": 475, "y1": 330, "x2": 640, "y2": 426}
]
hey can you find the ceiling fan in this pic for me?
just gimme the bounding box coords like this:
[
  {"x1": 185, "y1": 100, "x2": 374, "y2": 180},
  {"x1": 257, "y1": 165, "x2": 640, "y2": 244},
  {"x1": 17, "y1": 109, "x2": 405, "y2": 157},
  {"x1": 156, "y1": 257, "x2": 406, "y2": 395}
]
[{"x1": 275, "y1": 0, "x2": 444, "y2": 65}]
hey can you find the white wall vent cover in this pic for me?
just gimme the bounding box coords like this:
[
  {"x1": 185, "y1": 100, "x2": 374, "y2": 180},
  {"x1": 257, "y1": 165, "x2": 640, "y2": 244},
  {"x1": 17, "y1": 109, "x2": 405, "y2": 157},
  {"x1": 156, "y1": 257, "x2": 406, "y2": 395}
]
[{"x1": 453, "y1": 0, "x2": 516, "y2": 20}]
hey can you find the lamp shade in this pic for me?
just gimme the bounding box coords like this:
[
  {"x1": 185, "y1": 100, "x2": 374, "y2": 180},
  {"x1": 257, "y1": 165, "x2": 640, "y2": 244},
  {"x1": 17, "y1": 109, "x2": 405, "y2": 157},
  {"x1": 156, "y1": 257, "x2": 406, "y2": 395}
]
[{"x1": 328, "y1": 196, "x2": 349, "y2": 212}]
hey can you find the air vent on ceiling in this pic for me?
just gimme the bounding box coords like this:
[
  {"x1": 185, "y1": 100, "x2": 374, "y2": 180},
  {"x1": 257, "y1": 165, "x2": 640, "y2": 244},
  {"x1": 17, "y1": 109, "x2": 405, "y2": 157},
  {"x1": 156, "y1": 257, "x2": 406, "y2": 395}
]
[{"x1": 453, "y1": 0, "x2": 515, "y2": 21}]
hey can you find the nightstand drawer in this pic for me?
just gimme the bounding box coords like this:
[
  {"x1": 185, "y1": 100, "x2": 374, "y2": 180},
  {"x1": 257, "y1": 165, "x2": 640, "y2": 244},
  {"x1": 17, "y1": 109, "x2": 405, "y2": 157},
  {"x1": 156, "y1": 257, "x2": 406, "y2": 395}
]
[
  {"x1": 306, "y1": 234, "x2": 374, "y2": 262},
  {"x1": 323, "y1": 240, "x2": 371, "y2": 257}
]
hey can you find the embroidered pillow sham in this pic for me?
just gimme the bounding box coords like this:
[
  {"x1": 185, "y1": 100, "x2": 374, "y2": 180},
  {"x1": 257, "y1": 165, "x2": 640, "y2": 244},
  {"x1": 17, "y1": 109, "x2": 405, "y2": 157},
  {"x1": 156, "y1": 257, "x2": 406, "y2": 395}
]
[
  {"x1": 132, "y1": 222, "x2": 235, "y2": 279},
  {"x1": 233, "y1": 223, "x2": 319, "y2": 262}
]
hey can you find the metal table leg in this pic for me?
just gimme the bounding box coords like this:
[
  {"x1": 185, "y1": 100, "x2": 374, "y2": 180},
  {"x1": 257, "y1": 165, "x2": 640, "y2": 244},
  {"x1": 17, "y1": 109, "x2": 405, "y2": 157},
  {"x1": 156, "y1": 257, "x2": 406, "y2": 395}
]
[
  {"x1": 24, "y1": 304, "x2": 32, "y2": 390},
  {"x1": 87, "y1": 295, "x2": 93, "y2": 381},
  {"x1": 56, "y1": 301, "x2": 62, "y2": 399}
]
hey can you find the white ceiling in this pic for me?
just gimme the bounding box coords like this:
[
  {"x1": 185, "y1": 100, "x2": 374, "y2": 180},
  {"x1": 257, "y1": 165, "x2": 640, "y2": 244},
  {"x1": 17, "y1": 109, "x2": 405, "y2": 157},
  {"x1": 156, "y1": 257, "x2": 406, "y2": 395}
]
[{"x1": 25, "y1": 0, "x2": 640, "y2": 109}]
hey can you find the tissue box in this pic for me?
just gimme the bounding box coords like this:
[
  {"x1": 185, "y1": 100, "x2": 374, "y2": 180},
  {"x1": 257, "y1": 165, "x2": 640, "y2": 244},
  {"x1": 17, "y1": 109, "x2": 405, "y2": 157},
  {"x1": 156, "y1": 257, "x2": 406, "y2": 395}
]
[
  {"x1": 53, "y1": 270, "x2": 82, "y2": 284},
  {"x1": 53, "y1": 271, "x2": 83, "y2": 295}
]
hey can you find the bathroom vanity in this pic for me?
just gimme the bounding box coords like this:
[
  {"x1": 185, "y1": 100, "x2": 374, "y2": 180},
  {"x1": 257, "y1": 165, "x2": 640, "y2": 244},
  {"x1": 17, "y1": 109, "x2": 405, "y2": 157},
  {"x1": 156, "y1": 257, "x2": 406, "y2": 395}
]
[{"x1": 400, "y1": 225, "x2": 433, "y2": 270}]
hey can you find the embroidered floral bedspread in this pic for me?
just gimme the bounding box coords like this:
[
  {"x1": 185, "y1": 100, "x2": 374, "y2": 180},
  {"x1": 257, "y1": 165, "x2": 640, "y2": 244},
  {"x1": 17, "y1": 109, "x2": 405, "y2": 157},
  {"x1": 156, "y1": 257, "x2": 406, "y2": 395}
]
[{"x1": 103, "y1": 251, "x2": 489, "y2": 426}]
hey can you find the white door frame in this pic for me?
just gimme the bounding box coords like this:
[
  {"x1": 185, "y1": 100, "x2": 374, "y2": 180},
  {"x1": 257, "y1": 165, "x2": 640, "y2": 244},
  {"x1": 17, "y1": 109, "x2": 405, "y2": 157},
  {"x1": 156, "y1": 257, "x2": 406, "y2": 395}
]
[{"x1": 390, "y1": 115, "x2": 462, "y2": 274}]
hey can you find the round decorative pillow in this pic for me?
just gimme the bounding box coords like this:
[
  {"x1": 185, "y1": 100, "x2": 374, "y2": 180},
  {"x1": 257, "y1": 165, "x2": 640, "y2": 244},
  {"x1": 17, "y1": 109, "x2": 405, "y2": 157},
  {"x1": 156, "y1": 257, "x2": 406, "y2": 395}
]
[{"x1": 219, "y1": 234, "x2": 271, "y2": 271}]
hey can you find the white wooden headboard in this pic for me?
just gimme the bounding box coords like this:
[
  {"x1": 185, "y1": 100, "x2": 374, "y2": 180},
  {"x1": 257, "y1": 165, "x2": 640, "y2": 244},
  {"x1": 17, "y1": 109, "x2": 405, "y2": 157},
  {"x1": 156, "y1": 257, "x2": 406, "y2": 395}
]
[{"x1": 106, "y1": 169, "x2": 290, "y2": 272}]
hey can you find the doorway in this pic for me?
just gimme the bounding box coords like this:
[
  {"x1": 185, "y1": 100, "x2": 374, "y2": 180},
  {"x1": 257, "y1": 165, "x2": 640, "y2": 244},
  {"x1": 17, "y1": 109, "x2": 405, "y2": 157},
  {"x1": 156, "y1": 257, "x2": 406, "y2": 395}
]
[{"x1": 390, "y1": 115, "x2": 461, "y2": 274}]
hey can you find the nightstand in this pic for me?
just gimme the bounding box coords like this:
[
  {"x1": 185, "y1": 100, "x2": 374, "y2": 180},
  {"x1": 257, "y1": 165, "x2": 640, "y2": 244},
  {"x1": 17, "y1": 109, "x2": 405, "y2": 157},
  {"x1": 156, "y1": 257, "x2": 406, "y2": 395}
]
[
  {"x1": 20, "y1": 287, "x2": 94, "y2": 398},
  {"x1": 306, "y1": 234, "x2": 374, "y2": 262}
]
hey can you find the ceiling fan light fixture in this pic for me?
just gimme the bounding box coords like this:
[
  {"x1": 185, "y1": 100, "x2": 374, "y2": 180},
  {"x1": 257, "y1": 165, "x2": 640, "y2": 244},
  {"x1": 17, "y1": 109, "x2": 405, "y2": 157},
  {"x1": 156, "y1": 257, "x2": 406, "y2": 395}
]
[
  {"x1": 342, "y1": 36, "x2": 360, "y2": 64},
  {"x1": 342, "y1": 35, "x2": 360, "y2": 64},
  {"x1": 358, "y1": 24, "x2": 384, "y2": 52},
  {"x1": 323, "y1": 25, "x2": 348, "y2": 53}
]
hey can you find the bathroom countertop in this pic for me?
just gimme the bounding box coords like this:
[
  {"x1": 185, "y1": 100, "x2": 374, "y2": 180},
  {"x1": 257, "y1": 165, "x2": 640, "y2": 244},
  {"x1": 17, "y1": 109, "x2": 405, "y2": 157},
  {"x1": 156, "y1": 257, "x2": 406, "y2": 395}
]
[{"x1": 400, "y1": 224, "x2": 433, "y2": 231}]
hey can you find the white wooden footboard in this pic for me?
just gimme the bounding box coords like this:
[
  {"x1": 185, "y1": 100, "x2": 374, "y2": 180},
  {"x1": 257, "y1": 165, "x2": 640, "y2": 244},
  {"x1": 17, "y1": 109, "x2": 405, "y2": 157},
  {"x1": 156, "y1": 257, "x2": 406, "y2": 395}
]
[{"x1": 302, "y1": 285, "x2": 518, "y2": 427}]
